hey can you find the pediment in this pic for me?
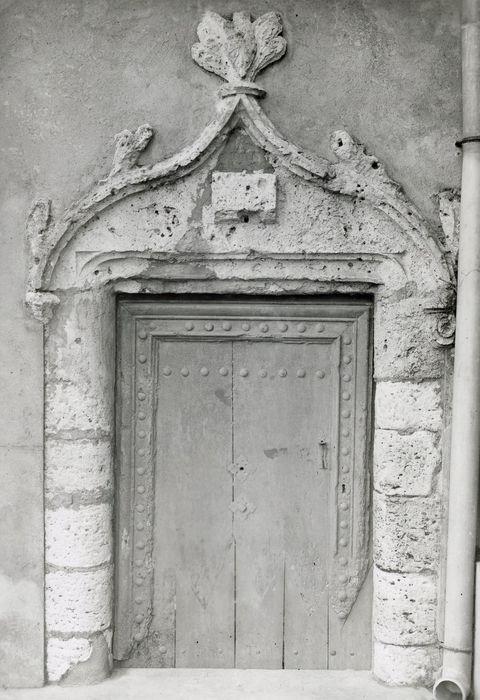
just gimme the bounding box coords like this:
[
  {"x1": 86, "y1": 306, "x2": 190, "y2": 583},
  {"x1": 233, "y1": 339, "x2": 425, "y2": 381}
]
[{"x1": 26, "y1": 10, "x2": 454, "y2": 331}]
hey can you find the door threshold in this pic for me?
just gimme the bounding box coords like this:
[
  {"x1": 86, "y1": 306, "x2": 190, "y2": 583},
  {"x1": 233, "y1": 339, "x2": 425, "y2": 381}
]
[{"x1": 2, "y1": 669, "x2": 431, "y2": 699}]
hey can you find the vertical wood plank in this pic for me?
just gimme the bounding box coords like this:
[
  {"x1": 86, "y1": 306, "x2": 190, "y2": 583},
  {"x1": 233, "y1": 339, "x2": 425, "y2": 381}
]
[
  {"x1": 233, "y1": 339, "x2": 331, "y2": 669},
  {"x1": 153, "y1": 340, "x2": 234, "y2": 668}
]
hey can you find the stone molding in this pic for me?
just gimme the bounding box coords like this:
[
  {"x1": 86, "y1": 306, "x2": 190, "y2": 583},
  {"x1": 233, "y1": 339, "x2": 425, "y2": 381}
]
[{"x1": 26, "y1": 11, "x2": 453, "y2": 312}]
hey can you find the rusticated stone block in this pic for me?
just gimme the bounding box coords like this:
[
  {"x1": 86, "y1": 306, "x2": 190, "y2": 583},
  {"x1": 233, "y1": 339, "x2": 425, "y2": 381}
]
[
  {"x1": 45, "y1": 381, "x2": 111, "y2": 434},
  {"x1": 47, "y1": 636, "x2": 92, "y2": 682},
  {"x1": 47, "y1": 630, "x2": 112, "y2": 683},
  {"x1": 45, "y1": 438, "x2": 113, "y2": 495},
  {"x1": 373, "y1": 297, "x2": 444, "y2": 381},
  {"x1": 374, "y1": 429, "x2": 440, "y2": 496},
  {"x1": 46, "y1": 567, "x2": 112, "y2": 634},
  {"x1": 373, "y1": 567, "x2": 437, "y2": 645},
  {"x1": 45, "y1": 503, "x2": 112, "y2": 568},
  {"x1": 374, "y1": 493, "x2": 440, "y2": 571},
  {"x1": 375, "y1": 381, "x2": 442, "y2": 431},
  {"x1": 44, "y1": 291, "x2": 115, "y2": 435},
  {"x1": 373, "y1": 641, "x2": 441, "y2": 686}
]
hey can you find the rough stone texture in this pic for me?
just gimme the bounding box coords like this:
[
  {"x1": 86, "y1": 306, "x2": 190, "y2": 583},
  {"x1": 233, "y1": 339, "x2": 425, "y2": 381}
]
[
  {"x1": 45, "y1": 438, "x2": 113, "y2": 497},
  {"x1": 47, "y1": 632, "x2": 113, "y2": 685},
  {"x1": 373, "y1": 567, "x2": 437, "y2": 646},
  {"x1": 192, "y1": 10, "x2": 287, "y2": 84},
  {"x1": 373, "y1": 297, "x2": 446, "y2": 381},
  {"x1": 374, "y1": 429, "x2": 441, "y2": 497},
  {"x1": 45, "y1": 504, "x2": 112, "y2": 568},
  {"x1": 211, "y1": 171, "x2": 277, "y2": 222},
  {"x1": 375, "y1": 381, "x2": 443, "y2": 432},
  {"x1": 47, "y1": 637, "x2": 93, "y2": 682},
  {"x1": 373, "y1": 642, "x2": 441, "y2": 687},
  {"x1": 374, "y1": 494, "x2": 441, "y2": 572},
  {"x1": 46, "y1": 567, "x2": 113, "y2": 635},
  {"x1": 60, "y1": 632, "x2": 112, "y2": 686}
]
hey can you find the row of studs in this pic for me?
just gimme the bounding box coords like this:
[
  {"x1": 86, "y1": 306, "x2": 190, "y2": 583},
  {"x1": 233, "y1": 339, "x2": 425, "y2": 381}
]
[
  {"x1": 134, "y1": 324, "x2": 356, "y2": 622},
  {"x1": 185, "y1": 320, "x2": 327, "y2": 333},
  {"x1": 132, "y1": 328, "x2": 155, "y2": 644},
  {"x1": 138, "y1": 321, "x2": 329, "y2": 336},
  {"x1": 160, "y1": 366, "x2": 327, "y2": 378},
  {"x1": 334, "y1": 331, "x2": 355, "y2": 619}
]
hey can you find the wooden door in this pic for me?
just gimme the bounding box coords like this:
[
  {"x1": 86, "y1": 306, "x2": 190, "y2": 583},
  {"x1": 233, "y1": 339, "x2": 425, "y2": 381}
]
[{"x1": 114, "y1": 298, "x2": 372, "y2": 670}]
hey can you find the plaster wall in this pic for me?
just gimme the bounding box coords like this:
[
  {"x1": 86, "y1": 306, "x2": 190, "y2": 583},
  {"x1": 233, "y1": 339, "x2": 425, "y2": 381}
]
[{"x1": 0, "y1": 0, "x2": 461, "y2": 688}]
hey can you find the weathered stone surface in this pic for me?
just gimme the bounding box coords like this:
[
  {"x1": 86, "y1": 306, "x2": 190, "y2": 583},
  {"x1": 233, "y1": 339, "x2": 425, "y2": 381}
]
[
  {"x1": 374, "y1": 567, "x2": 437, "y2": 645},
  {"x1": 373, "y1": 298, "x2": 445, "y2": 380},
  {"x1": 375, "y1": 381, "x2": 442, "y2": 431},
  {"x1": 374, "y1": 429, "x2": 440, "y2": 496},
  {"x1": 47, "y1": 637, "x2": 93, "y2": 682},
  {"x1": 373, "y1": 567, "x2": 437, "y2": 646},
  {"x1": 374, "y1": 494, "x2": 440, "y2": 571},
  {"x1": 47, "y1": 630, "x2": 113, "y2": 684},
  {"x1": 211, "y1": 171, "x2": 277, "y2": 222},
  {"x1": 59, "y1": 631, "x2": 113, "y2": 686},
  {"x1": 46, "y1": 567, "x2": 112, "y2": 634},
  {"x1": 373, "y1": 641, "x2": 441, "y2": 687},
  {"x1": 45, "y1": 438, "x2": 113, "y2": 495},
  {"x1": 191, "y1": 11, "x2": 287, "y2": 84},
  {"x1": 45, "y1": 291, "x2": 115, "y2": 436},
  {"x1": 46, "y1": 504, "x2": 112, "y2": 568}
]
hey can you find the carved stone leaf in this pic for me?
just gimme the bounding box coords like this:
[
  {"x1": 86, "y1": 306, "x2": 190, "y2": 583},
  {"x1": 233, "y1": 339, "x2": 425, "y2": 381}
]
[
  {"x1": 109, "y1": 124, "x2": 154, "y2": 178},
  {"x1": 250, "y1": 12, "x2": 287, "y2": 78},
  {"x1": 191, "y1": 45, "x2": 231, "y2": 81},
  {"x1": 226, "y1": 13, "x2": 255, "y2": 79},
  {"x1": 194, "y1": 11, "x2": 232, "y2": 81},
  {"x1": 192, "y1": 10, "x2": 286, "y2": 84}
]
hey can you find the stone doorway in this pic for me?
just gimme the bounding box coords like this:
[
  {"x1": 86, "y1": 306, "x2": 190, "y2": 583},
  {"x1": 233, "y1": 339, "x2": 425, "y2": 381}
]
[
  {"x1": 114, "y1": 297, "x2": 372, "y2": 670},
  {"x1": 27, "y1": 11, "x2": 453, "y2": 686}
]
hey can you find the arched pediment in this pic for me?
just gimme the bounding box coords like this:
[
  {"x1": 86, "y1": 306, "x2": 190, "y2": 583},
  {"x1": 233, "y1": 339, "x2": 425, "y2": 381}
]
[{"x1": 26, "y1": 9, "x2": 454, "y2": 334}]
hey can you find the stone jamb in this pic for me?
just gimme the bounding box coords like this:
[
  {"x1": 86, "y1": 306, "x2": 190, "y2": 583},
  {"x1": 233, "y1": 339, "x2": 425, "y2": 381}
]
[{"x1": 41, "y1": 262, "x2": 446, "y2": 686}]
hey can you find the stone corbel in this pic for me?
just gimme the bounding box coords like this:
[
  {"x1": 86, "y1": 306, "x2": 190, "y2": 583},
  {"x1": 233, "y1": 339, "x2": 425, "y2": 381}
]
[
  {"x1": 423, "y1": 190, "x2": 460, "y2": 347},
  {"x1": 25, "y1": 290, "x2": 60, "y2": 324},
  {"x1": 25, "y1": 199, "x2": 60, "y2": 323}
]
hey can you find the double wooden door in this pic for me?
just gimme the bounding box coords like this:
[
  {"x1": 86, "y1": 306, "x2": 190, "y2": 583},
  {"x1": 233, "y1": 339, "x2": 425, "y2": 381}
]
[{"x1": 115, "y1": 298, "x2": 372, "y2": 670}]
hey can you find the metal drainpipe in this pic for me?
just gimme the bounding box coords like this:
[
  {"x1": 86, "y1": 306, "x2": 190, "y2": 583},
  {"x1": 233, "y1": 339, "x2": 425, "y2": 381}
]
[{"x1": 433, "y1": 1, "x2": 480, "y2": 698}]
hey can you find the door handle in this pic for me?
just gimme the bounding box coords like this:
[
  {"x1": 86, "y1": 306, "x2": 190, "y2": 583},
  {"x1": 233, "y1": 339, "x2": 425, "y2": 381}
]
[{"x1": 319, "y1": 440, "x2": 328, "y2": 470}]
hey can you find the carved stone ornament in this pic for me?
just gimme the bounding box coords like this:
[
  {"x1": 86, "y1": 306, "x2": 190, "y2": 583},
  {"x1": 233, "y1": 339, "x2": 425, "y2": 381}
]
[
  {"x1": 192, "y1": 11, "x2": 286, "y2": 97},
  {"x1": 26, "y1": 8, "x2": 455, "y2": 346}
]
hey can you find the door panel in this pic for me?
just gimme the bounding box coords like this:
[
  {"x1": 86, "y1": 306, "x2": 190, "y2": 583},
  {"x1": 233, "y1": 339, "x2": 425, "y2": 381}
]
[
  {"x1": 114, "y1": 298, "x2": 372, "y2": 669},
  {"x1": 153, "y1": 341, "x2": 234, "y2": 667},
  {"x1": 233, "y1": 341, "x2": 331, "y2": 669}
]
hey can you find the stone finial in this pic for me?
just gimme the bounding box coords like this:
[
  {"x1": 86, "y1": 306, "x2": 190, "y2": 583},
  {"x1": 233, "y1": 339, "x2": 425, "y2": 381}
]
[
  {"x1": 192, "y1": 11, "x2": 286, "y2": 89},
  {"x1": 26, "y1": 198, "x2": 51, "y2": 261},
  {"x1": 109, "y1": 124, "x2": 154, "y2": 178}
]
